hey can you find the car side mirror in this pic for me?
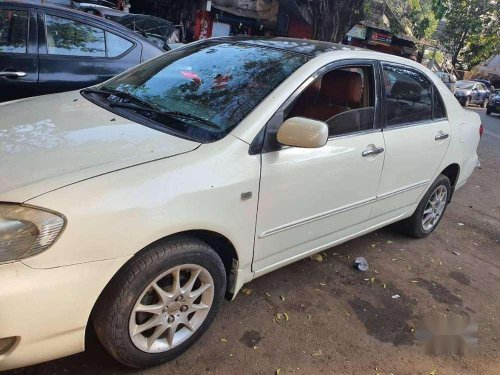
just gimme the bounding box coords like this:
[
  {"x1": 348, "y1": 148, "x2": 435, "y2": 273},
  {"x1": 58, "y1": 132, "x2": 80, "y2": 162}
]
[{"x1": 277, "y1": 117, "x2": 328, "y2": 149}]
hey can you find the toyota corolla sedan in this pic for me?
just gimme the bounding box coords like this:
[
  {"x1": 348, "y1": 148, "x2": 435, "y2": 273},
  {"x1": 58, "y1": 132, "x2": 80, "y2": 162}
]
[{"x1": 0, "y1": 37, "x2": 482, "y2": 370}]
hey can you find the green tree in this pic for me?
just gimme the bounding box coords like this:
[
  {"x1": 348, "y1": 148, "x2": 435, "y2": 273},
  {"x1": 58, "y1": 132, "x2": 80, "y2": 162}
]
[
  {"x1": 406, "y1": 0, "x2": 440, "y2": 40},
  {"x1": 291, "y1": 0, "x2": 370, "y2": 43},
  {"x1": 440, "y1": 0, "x2": 498, "y2": 68}
]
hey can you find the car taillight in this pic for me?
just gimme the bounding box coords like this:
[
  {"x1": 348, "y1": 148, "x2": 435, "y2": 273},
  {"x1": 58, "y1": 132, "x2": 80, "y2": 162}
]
[{"x1": 479, "y1": 124, "x2": 484, "y2": 137}]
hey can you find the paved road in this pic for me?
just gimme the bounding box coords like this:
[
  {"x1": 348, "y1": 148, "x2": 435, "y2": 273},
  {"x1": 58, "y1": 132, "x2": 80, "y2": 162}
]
[
  {"x1": 469, "y1": 106, "x2": 500, "y2": 138},
  {"x1": 6, "y1": 113, "x2": 500, "y2": 375}
]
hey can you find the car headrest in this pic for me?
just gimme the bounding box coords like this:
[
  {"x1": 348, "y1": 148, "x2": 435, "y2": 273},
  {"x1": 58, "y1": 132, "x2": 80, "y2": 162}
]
[
  {"x1": 321, "y1": 70, "x2": 363, "y2": 104},
  {"x1": 390, "y1": 80, "x2": 422, "y2": 102}
]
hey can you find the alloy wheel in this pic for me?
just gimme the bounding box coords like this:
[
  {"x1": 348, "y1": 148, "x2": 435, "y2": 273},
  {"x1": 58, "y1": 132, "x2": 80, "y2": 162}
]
[
  {"x1": 421, "y1": 185, "x2": 448, "y2": 231},
  {"x1": 129, "y1": 264, "x2": 214, "y2": 353}
]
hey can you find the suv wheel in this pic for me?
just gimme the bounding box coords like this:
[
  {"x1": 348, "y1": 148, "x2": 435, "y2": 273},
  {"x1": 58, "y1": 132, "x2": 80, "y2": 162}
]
[
  {"x1": 93, "y1": 237, "x2": 226, "y2": 368},
  {"x1": 401, "y1": 174, "x2": 451, "y2": 238}
]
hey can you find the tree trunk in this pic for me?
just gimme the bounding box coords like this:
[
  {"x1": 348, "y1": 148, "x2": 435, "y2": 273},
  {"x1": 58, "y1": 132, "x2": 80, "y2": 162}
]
[{"x1": 293, "y1": 0, "x2": 367, "y2": 43}]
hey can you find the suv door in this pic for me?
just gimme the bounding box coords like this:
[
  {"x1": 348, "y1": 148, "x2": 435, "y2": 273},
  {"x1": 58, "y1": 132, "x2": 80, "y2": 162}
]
[
  {"x1": 370, "y1": 63, "x2": 451, "y2": 220},
  {"x1": 0, "y1": 6, "x2": 38, "y2": 102},
  {"x1": 252, "y1": 61, "x2": 385, "y2": 274},
  {"x1": 37, "y1": 10, "x2": 140, "y2": 95}
]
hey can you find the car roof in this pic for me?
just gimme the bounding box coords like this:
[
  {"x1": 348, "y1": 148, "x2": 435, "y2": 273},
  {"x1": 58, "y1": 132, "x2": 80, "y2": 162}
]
[{"x1": 210, "y1": 36, "x2": 360, "y2": 57}]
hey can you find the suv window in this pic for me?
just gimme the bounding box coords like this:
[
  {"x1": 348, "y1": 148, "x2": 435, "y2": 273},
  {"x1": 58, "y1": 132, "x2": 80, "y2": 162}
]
[
  {"x1": 45, "y1": 15, "x2": 105, "y2": 57},
  {"x1": 288, "y1": 66, "x2": 375, "y2": 137},
  {"x1": 383, "y1": 65, "x2": 432, "y2": 126},
  {"x1": 106, "y1": 32, "x2": 133, "y2": 57},
  {"x1": 0, "y1": 9, "x2": 28, "y2": 54}
]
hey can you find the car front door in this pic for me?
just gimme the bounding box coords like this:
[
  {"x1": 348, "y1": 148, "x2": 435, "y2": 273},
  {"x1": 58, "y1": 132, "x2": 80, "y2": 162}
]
[
  {"x1": 370, "y1": 63, "x2": 451, "y2": 220},
  {"x1": 252, "y1": 61, "x2": 386, "y2": 275},
  {"x1": 0, "y1": 5, "x2": 38, "y2": 102},
  {"x1": 37, "y1": 10, "x2": 141, "y2": 95}
]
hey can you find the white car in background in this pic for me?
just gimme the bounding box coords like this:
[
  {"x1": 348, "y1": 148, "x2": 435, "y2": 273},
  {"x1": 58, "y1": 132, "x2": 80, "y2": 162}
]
[{"x1": 0, "y1": 37, "x2": 482, "y2": 370}]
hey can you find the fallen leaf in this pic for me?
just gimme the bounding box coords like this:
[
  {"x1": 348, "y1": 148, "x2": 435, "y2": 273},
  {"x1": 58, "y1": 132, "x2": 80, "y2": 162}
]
[
  {"x1": 382, "y1": 283, "x2": 387, "y2": 289},
  {"x1": 280, "y1": 295, "x2": 285, "y2": 301},
  {"x1": 387, "y1": 240, "x2": 394, "y2": 244},
  {"x1": 265, "y1": 292, "x2": 272, "y2": 297},
  {"x1": 452, "y1": 251, "x2": 461, "y2": 256},
  {"x1": 370, "y1": 277, "x2": 375, "y2": 284},
  {"x1": 411, "y1": 280, "x2": 419, "y2": 283},
  {"x1": 220, "y1": 338, "x2": 228, "y2": 342},
  {"x1": 457, "y1": 223, "x2": 464, "y2": 226},
  {"x1": 310, "y1": 254, "x2": 323, "y2": 262},
  {"x1": 307, "y1": 314, "x2": 312, "y2": 320},
  {"x1": 312, "y1": 349, "x2": 322, "y2": 357},
  {"x1": 370, "y1": 243, "x2": 376, "y2": 248},
  {"x1": 276, "y1": 369, "x2": 281, "y2": 375},
  {"x1": 241, "y1": 288, "x2": 252, "y2": 295},
  {"x1": 429, "y1": 370, "x2": 437, "y2": 375},
  {"x1": 392, "y1": 294, "x2": 401, "y2": 299},
  {"x1": 253, "y1": 346, "x2": 258, "y2": 350},
  {"x1": 319, "y1": 282, "x2": 326, "y2": 286},
  {"x1": 283, "y1": 312, "x2": 289, "y2": 321}
]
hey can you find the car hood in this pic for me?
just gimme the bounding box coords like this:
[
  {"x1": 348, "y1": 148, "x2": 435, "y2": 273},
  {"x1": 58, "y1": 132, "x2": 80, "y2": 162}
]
[{"x1": 0, "y1": 92, "x2": 200, "y2": 202}]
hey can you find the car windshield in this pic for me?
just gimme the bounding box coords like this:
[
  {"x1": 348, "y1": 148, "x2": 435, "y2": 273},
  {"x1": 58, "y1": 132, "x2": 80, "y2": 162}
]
[
  {"x1": 98, "y1": 41, "x2": 309, "y2": 141},
  {"x1": 456, "y1": 82, "x2": 475, "y2": 89}
]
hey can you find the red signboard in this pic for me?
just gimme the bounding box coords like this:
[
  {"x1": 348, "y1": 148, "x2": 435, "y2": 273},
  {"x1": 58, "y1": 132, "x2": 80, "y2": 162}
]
[{"x1": 370, "y1": 31, "x2": 392, "y2": 45}]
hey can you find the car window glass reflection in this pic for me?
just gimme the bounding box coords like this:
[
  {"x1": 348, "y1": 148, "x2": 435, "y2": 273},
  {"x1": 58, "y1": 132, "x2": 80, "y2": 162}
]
[
  {"x1": 45, "y1": 15, "x2": 106, "y2": 57},
  {"x1": 0, "y1": 9, "x2": 28, "y2": 54},
  {"x1": 101, "y1": 42, "x2": 308, "y2": 141}
]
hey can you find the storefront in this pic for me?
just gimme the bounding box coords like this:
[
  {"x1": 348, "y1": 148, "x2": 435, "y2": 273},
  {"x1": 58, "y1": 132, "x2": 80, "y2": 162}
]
[{"x1": 345, "y1": 21, "x2": 416, "y2": 59}]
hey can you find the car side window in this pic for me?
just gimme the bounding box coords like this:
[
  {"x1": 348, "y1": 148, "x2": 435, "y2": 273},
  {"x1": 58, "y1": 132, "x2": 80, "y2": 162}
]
[
  {"x1": 0, "y1": 9, "x2": 28, "y2": 54},
  {"x1": 106, "y1": 32, "x2": 133, "y2": 57},
  {"x1": 287, "y1": 66, "x2": 375, "y2": 137},
  {"x1": 45, "y1": 14, "x2": 105, "y2": 57},
  {"x1": 383, "y1": 65, "x2": 432, "y2": 126},
  {"x1": 433, "y1": 88, "x2": 446, "y2": 120}
]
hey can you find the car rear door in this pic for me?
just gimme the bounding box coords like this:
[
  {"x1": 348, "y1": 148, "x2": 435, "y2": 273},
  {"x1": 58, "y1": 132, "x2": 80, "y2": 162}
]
[
  {"x1": 252, "y1": 61, "x2": 385, "y2": 275},
  {"x1": 37, "y1": 8, "x2": 142, "y2": 95},
  {"x1": 0, "y1": 5, "x2": 38, "y2": 102},
  {"x1": 370, "y1": 63, "x2": 451, "y2": 220}
]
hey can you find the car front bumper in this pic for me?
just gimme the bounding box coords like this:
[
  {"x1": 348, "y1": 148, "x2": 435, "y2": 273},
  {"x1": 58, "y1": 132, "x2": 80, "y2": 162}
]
[{"x1": 0, "y1": 257, "x2": 130, "y2": 371}]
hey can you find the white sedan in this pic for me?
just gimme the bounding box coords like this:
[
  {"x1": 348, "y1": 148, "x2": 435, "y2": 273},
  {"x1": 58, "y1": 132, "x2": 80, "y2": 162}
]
[{"x1": 0, "y1": 37, "x2": 482, "y2": 370}]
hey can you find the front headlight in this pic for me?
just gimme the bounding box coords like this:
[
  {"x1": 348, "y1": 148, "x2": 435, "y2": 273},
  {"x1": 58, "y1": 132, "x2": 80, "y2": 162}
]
[{"x1": 0, "y1": 204, "x2": 65, "y2": 263}]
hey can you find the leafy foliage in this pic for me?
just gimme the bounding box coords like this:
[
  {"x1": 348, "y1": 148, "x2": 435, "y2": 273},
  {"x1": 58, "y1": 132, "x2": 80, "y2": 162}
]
[
  {"x1": 439, "y1": 0, "x2": 499, "y2": 68},
  {"x1": 406, "y1": 0, "x2": 440, "y2": 40}
]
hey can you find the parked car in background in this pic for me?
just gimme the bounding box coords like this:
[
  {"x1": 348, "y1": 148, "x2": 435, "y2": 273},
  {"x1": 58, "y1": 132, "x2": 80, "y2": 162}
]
[
  {"x1": 486, "y1": 90, "x2": 500, "y2": 115},
  {"x1": 435, "y1": 71, "x2": 457, "y2": 92},
  {"x1": 473, "y1": 78, "x2": 494, "y2": 91},
  {"x1": 0, "y1": 1, "x2": 163, "y2": 102},
  {"x1": 454, "y1": 80, "x2": 490, "y2": 107},
  {"x1": 0, "y1": 37, "x2": 482, "y2": 371},
  {"x1": 78, "y1": 6, "x2": 180, "y2": 51},
  {"x1": 77, "y1": 3, "x2": 125, "y2": 21}
]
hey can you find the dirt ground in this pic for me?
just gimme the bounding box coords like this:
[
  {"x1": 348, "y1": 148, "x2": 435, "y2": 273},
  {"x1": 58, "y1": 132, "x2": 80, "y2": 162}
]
[{"x1": 6, "y1": 109, "x2": 500, "y2": 375}]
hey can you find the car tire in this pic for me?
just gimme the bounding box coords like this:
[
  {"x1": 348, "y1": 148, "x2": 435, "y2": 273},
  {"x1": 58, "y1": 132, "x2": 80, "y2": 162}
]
[
  {"x1": 464, "y1": 96, "x2": 471, "y2": 107},
  {"x1": 483, "y1": 99, "x2": 488, "y2": 108},
  {"x1": 93, "y1": 237, "x2": 227, "y2": 368},
  {"x1": 400, "y1": 174, "x2": 451, "y2": 238},
  {"x1": 486, "y1": 108, "x2": 491, "y2": 115}
]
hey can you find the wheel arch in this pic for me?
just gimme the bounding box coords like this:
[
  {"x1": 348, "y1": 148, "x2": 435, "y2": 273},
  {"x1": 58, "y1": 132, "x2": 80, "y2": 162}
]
[{"x1": 440, "y1": 163, "x2": 460, "y2": 201}]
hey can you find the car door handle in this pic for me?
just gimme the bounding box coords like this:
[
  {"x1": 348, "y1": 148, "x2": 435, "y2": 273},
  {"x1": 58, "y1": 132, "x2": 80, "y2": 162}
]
[
  {"x1": 362, "y1": 147, "x2": 384, "y2": 157},
  {"x1": 435, "y1": 133, "x2": 449, "y2": 140},
  {"x1": 0, "y1": 71, "x2": 27, "y2": 78}
]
